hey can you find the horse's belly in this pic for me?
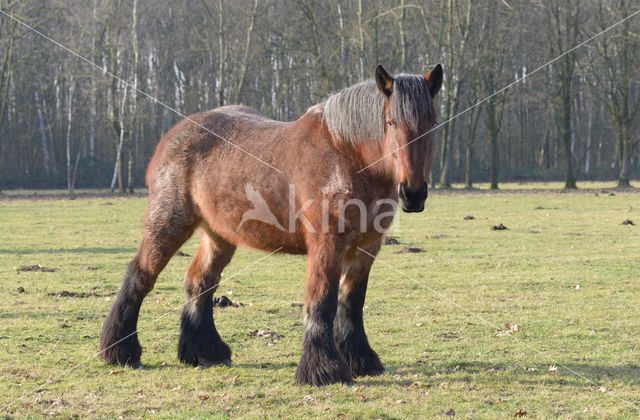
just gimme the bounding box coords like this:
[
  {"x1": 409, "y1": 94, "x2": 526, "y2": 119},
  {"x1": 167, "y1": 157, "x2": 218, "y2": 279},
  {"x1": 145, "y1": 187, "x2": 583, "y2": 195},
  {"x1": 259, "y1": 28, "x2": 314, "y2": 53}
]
[{"x1": 235, "y1": 222, "x2": 307, "y2": 254}]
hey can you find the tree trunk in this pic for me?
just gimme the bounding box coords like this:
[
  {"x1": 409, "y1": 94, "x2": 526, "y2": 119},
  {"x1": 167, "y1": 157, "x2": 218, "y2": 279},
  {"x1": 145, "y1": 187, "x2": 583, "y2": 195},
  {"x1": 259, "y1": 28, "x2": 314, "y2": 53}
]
[
  {"x1": 234, "y1": 0, "x2": 258, "y2": 104},
  {"x1": 464, "y1": 144, "x2": 473, "y2": 189},
  {"x1": 618, "y1": 126, "x2": 631, "y2": 187},
  {"x1": 127, "y1": 0, "x2": 139, "y2": 194},
  {"x1": 356, "y1": 0, "x2": 365, "y2": 81},
  {"x1": 35, "y1": 91, "x2": 51, "y2": 176},
  {"x1": 398, "y1": 0, "x2": 407, "y2": 68},
  {"x1": 216, "y1": 0, "x2": 225, "y2": 107},
  {"x1": 89, "y1": 0, "x2": 97, "y2": 159},
  {"x1": 66, "y1": 78, "x2": 75, "y2": 193},
  {"x1": 110, "y1": 83, "x2": 129, "y2": 193},
  {"x1": 0, "y1": 13, "x2": 18, "y2": 192},
  {"x1": 561, "y1": 90, "x2": 577, "y2": 189}
]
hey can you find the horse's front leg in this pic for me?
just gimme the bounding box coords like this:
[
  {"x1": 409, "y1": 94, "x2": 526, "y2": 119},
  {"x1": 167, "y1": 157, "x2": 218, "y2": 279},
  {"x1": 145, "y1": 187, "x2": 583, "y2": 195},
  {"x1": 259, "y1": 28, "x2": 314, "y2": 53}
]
[
  {"x1": 295, "y1": 236, "x2": 353, "y2": 386},
  {"x1": 334, "y1": 240, "x2": 384, "y2": 376}
]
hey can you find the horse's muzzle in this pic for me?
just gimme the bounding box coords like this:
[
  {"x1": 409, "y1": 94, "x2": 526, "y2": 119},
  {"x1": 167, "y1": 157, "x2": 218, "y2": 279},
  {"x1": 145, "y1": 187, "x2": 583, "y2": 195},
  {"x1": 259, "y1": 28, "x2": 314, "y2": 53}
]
[{"x1": 398, "y1": 181, "x2": 428, "y2": 213}]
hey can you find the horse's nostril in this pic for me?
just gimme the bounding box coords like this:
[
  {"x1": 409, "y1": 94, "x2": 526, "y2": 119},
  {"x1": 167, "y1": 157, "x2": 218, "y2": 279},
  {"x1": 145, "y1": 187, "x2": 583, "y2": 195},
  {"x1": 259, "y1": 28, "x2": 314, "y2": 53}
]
[{"x1": 399, "y1": 182, "x2": 428, "y2": 202}]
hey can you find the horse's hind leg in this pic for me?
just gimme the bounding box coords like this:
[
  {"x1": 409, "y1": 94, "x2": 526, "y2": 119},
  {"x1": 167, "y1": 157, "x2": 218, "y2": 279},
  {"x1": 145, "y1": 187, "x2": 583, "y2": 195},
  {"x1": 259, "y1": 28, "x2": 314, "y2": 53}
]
[
  {"x1": 334, "y1": 240, "x2": 384, "y2": 376},
  {"x1": 178, "y1": 230, "x2": 236, "y2": 367},
  {"x1": 100, "y1": 196, "x2": 196, "y2": 367}
]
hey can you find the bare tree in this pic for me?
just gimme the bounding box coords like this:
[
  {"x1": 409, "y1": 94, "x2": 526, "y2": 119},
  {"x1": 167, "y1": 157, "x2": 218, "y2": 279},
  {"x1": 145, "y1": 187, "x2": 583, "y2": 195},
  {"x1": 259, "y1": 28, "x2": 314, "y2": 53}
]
[
  {"x1": 593, "y1": 0, "x2": 640, "y2": 187},
  {"x1": 544, "y1": 0, "x2": 582, "y2": 189},
  {"x1": 0, "y1": 0, "x2": 637, "y2": 190}
]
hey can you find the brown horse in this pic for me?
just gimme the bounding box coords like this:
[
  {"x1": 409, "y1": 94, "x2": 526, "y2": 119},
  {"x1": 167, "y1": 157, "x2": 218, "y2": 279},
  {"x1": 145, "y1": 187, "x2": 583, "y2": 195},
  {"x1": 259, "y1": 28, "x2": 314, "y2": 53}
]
[{"x1": 100, "y1": 64, "x2": 443, "y2": 386}]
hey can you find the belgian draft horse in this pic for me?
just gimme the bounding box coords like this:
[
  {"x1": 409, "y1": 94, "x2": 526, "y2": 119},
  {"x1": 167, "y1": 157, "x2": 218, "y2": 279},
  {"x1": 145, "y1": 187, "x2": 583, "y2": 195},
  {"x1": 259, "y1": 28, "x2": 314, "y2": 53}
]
[{"x1": 100, "y1": 64, "x2": 443, "y2": 386}]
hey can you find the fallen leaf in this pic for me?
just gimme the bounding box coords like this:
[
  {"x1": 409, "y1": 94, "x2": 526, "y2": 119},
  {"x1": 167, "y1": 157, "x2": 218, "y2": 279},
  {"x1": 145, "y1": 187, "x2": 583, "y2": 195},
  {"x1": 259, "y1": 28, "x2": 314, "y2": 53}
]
[
  {"x1": 599, "y1": 386, "x2": 608, "y2": 393},
  {"x1": 548, "y1": 365, "x2": 558, "y2": 372},
  {"x1": 249, "y1": 330, "x2": 283, "y2": 342},
  {"x1": 50, "y1": 397, "x2": 67, "y2": 407},
  {"x1": 303, "y1": 395, "x2": 316, "y2": 404},
  {"x1": 514, "y1": 409, "x2": 527, "y2": 417}
]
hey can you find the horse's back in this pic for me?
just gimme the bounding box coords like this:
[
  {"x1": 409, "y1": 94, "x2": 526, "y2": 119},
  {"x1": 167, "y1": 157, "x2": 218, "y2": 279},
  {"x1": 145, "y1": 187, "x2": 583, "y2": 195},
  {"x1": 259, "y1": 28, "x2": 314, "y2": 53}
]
[{"x1": 145, "y1": 105, "x2": 285, "y2": 188}]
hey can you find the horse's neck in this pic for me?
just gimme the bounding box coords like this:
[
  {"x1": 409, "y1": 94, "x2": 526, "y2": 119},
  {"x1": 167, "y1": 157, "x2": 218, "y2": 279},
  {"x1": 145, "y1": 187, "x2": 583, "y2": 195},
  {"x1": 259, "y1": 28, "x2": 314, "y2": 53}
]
[
  {"x1": 349, "y1": 141, "x2": 396, "y2": 182},
  {"x1": 295, "y1": 105, "x2": 396, "y2": 182}
]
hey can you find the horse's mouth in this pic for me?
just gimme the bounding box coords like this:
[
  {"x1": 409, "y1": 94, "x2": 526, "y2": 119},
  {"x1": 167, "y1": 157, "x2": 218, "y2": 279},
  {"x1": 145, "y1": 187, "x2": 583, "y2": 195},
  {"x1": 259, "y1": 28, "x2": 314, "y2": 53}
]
[{"x1": 401, "y1": 202, "x2": 425, "y2": 213}]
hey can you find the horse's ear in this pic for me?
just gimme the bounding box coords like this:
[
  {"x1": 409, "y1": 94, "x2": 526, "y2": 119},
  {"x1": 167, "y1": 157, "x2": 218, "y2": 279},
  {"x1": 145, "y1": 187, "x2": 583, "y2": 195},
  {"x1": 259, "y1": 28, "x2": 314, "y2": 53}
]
[
  {"x1": 424, "y1": 64, "x2": 443, "y2": 97},
  {"x1": 375, "y1": 65, "x2": 394, "y2": 97}
]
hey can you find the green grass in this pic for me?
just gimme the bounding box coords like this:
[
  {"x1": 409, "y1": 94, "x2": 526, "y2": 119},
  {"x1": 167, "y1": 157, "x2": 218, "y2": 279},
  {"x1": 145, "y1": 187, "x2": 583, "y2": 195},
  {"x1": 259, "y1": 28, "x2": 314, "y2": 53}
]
[{"x1": 1, "y1": 183, "x2": 639, "y2": 418}]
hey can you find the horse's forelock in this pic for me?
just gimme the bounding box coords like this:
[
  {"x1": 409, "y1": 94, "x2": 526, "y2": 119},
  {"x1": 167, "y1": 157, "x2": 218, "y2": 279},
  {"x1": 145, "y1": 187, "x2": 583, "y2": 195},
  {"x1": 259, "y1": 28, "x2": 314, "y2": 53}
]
[
  {"x1": 390, "y1": 74, "x2": 436, "y2": 134},
  {"x1": 322, "y1": 75, "x2": 436, "y2": 145}
]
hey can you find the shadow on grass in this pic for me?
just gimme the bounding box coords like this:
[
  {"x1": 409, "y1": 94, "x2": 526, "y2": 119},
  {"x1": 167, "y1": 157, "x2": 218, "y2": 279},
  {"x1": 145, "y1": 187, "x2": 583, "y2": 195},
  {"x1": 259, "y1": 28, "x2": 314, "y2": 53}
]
[
  {"x1": 0, "y1": 247, "x2": 136, "y2": 255},
  {"x1": 374, "y1": 360, "x2": 640, "y2": 387},
  {"x1": 129, "y1": 361, "x2": 298, "y2": 371},
  {"x1": 132, "y1": 359, "x2": 640, "y2": 387}
]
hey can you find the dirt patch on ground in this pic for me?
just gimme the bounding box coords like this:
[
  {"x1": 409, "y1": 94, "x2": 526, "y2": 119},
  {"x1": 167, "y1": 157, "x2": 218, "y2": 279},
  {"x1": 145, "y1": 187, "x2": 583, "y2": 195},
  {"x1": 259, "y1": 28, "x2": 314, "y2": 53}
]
[
  {"x1": 48, "y1": 289, "x2": 113, "y2": 298},
  {"x1": 394, "y1": 246, "x2": 424, "y2": 254},
  {"x1": 175, "y1": 250, "x2": 190, "y2": 257},
  {"x1": 383, "y1": 236, "x2": 400, "y2": 245},
  {"x1": 17, "y1": 264, "x2": 57, "y2": 273},
  {"x1": 213, "y1": 295, "x2": 243, "y2": 308},
  {"x1": 622, "y1": 219, "x2": 635, "y2": 226},
  {"x1": 463, "y1": 215, "x2": 475, "y2": 220},
  {"x1": 491, "y1": 223, "x2": 509, "y2": 231}
]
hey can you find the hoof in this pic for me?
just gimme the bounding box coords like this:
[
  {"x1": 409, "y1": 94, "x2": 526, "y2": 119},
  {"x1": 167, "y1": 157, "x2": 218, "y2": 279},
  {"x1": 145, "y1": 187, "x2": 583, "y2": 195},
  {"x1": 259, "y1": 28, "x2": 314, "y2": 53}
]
[
  {"x1": 338, "y1": 340, "x2": 384, "y2": 377},
  {"x1": 295, "y1": 348, "x2": 353, "y2": 386},
  {"x1": 100, "y1": 332, "x2": 142, "y2": 367},
  {"x1": 178, "y1": 330, "x2": 232, "y2": 367},
  {"x1": 348, "y1": 348, "x2": 384, "y2": 377}
]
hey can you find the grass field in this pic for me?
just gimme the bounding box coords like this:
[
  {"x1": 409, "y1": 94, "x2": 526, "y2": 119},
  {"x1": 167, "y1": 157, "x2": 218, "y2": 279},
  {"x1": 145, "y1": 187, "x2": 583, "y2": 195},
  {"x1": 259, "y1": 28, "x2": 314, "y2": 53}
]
[{"x1": 1, "y1": 183, "x2": 639, "y2": 418}]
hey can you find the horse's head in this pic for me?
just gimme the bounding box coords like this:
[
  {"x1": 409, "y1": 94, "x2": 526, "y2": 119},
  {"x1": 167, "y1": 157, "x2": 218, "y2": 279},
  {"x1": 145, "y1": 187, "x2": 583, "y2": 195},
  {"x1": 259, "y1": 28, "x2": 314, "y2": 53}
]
[{"x1": 375, "y1": 64, "x2": 442, "y2": 213}]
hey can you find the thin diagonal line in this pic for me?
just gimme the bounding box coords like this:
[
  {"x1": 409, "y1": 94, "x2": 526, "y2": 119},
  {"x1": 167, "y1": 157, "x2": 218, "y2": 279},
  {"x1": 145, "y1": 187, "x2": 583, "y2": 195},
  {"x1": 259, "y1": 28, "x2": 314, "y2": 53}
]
[
  {"x1": 4, "y1": 247, "x2": 282, "y2": 413},
  {"x1": 0, "y1": 9, "x2": 283, "y2": 174},
  {"x1": 358, "y1": 8, "x2": 640, "y2": 174},
  {"x1": 356, "y1": 246, "x2": 637, "y2": 408}
]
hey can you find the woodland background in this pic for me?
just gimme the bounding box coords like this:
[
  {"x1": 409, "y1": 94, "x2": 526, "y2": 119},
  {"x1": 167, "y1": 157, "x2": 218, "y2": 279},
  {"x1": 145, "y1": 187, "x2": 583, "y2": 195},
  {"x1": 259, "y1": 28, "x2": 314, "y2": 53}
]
[{"x1": 0, "y1": 0, "x2": 638, "y2": 192}]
